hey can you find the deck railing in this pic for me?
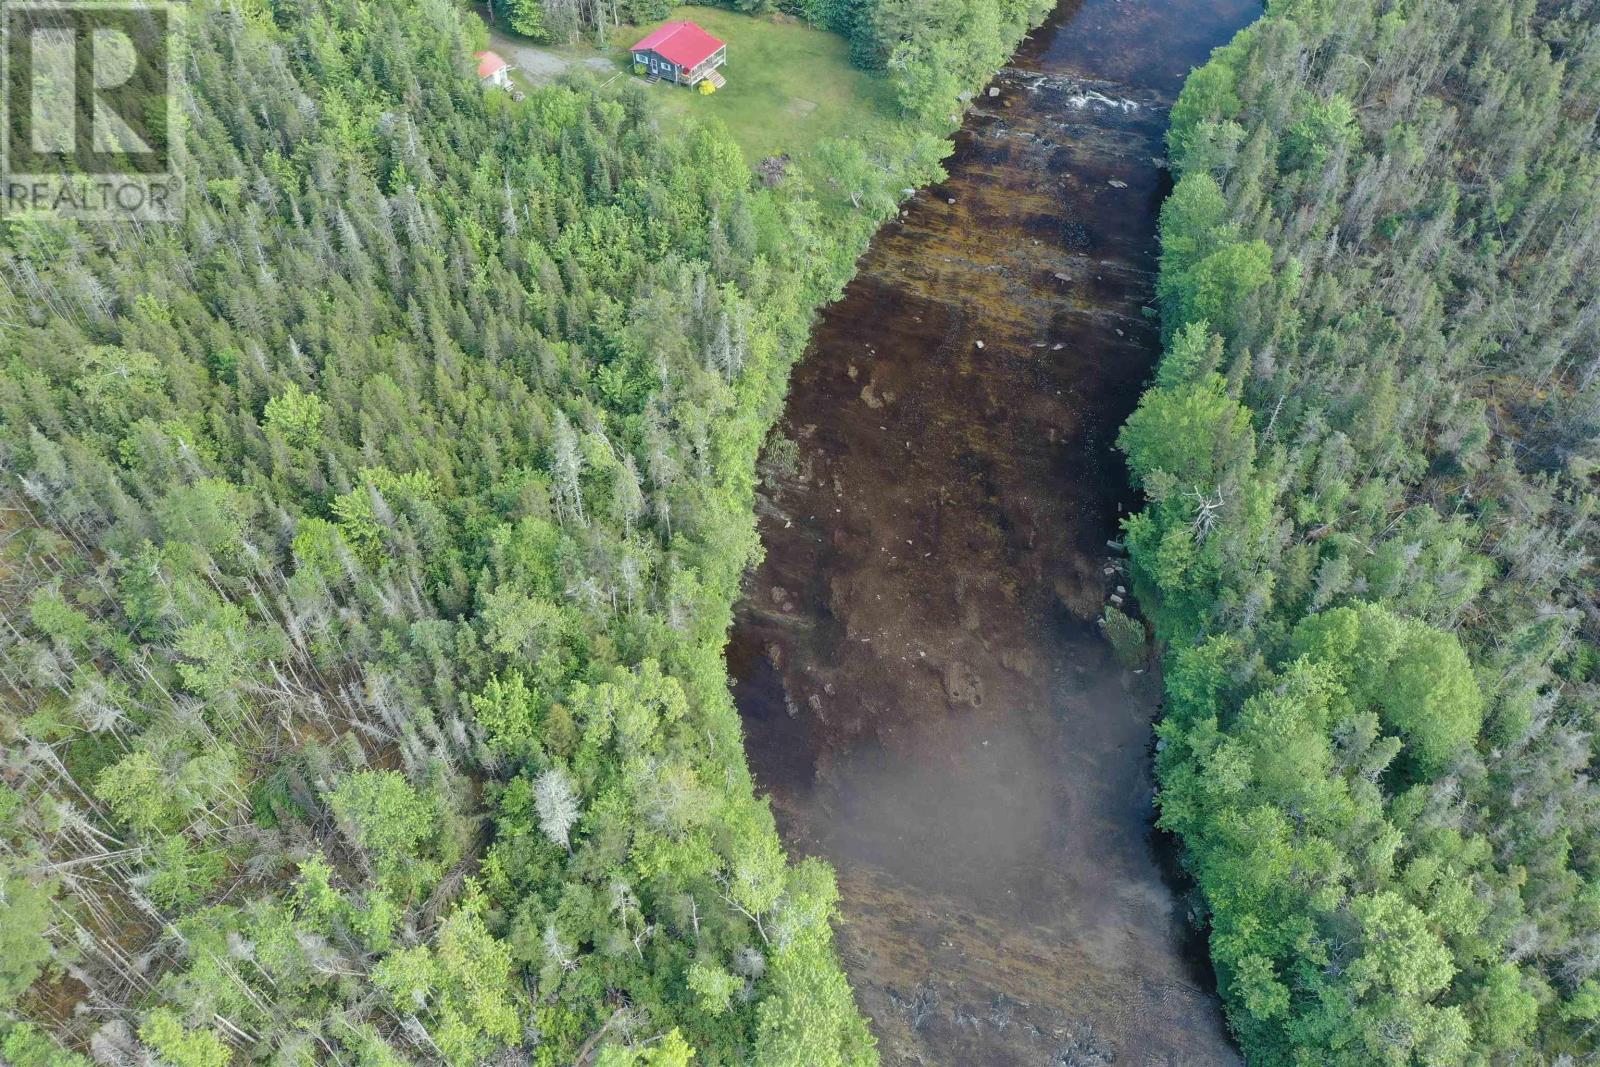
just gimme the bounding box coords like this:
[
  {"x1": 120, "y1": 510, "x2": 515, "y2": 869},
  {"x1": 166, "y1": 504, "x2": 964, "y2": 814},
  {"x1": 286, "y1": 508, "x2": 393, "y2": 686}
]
[{"x1": 687, "y1": 47, "x2": 727, "y2": 83}]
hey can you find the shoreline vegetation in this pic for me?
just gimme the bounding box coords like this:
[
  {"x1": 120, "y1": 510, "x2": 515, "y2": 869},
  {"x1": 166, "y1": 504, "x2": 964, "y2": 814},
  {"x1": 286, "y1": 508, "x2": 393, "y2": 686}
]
[
  {"x1": 0, "y1": 0, "x2": 1053, "y2": 1063},
  {"x1": 1124, "y1": 0, "x2": 1600, "y2": 1061}
]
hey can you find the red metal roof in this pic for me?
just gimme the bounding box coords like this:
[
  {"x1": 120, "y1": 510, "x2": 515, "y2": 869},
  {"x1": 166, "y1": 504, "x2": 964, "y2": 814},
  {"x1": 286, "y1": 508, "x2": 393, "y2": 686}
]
[
  {"x1": 474, "y1": 51, "x2": 509, "y2": 79},
  {"x1": 630, "y1": 21, "x2": 724, "y2": 69}
]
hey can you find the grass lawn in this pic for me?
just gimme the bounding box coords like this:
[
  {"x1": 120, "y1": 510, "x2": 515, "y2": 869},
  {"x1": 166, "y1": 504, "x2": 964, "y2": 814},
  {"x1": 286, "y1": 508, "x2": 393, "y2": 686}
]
[
  {"x1": 608, "y1": 7, "x2": 902, "y2": 167},
  {"x1": 476, "y1": 5, "x2": 900, "y2": 172}
]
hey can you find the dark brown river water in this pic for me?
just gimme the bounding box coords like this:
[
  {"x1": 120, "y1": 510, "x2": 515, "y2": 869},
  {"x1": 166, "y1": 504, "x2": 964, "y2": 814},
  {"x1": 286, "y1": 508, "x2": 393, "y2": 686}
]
[{"x1": 730, "y1": 1, "x2": 1260, "y2": 1062}]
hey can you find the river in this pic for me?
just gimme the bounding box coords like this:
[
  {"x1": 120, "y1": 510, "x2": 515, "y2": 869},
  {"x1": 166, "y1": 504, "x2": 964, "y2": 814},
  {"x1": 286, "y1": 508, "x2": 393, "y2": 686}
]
[{"x1": 728, "y1": 0, "x2": 1261, "y2": 1062}]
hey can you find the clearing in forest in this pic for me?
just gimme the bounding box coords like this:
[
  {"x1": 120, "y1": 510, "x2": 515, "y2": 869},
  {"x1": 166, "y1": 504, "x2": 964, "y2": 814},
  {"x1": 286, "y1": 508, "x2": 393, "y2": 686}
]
[
  {"x1": 610, "y1": 7, "x2": 898, "y2": 165},
  {"x1": 481, "y1": 5, "x2": 898, "y2": 169}
]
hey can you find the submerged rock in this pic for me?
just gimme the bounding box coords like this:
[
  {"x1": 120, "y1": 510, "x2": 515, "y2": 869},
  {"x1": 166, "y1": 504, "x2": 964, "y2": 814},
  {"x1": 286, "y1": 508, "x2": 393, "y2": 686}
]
[{"x1": 941, "y1": 661, "x2": 984, "y2": 708}]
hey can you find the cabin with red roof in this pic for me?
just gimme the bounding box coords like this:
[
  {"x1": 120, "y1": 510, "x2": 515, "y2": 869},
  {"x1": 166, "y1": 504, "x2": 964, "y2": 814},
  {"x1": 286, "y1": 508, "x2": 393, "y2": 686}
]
[
  {"x1": 474, "y1": 51, "x2": 513, "y2": 90},
  {"x1": 630, "y1": 21, "x2": 727, "y2": 88}
]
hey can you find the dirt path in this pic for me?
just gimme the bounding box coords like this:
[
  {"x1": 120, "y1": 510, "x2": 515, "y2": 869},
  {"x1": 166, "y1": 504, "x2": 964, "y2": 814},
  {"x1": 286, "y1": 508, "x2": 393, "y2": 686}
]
[{"x1": 472, "y1": 9, "x2": 618, "y2": 83}]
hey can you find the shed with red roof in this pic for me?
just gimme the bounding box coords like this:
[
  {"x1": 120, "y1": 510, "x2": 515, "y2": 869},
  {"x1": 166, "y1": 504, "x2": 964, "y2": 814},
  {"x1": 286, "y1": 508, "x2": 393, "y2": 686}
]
[
  {"x1": 631, "y1": 21, "x2": 727, "y2": 87},
  {"x1": 474, "y1": 50, "x2": 513, "y2": 89}
]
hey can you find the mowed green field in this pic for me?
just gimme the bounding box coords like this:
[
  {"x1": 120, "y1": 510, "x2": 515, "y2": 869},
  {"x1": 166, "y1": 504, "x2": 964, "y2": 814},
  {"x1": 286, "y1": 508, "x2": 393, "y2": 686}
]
[{"x1": 606, "y1": 6, "x2": 900, "y2": 167}]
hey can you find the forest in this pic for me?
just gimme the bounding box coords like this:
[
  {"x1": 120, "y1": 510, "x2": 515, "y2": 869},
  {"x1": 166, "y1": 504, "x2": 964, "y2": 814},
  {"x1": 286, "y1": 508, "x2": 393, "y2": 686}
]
[
  {"x1": 1122, "y1": 0, "x2": 1600, "y2": 1061},
  {"x1": 0, "y1": 0, "x2": 1050, "y2": 1062}
]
